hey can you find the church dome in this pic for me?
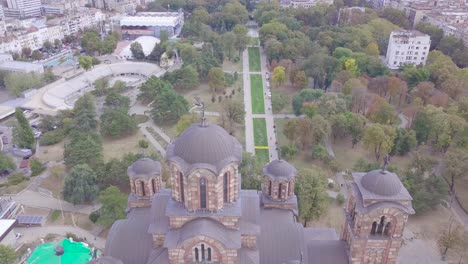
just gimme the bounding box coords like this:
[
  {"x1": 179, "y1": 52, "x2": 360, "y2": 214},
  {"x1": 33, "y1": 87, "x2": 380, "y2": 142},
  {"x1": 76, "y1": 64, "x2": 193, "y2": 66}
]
[
  {"x1": 166, "y1": 123, "x2": 242, "y2": 168},
  {"x1": 128, "y1": 158, "x2": 161, "y2": 178},
  {"x1": 263, "y1": 159, "x2": 297, "y2": 180},
  {"x1": 361, "y1": 170, "x2": 402, "y2": 196}
]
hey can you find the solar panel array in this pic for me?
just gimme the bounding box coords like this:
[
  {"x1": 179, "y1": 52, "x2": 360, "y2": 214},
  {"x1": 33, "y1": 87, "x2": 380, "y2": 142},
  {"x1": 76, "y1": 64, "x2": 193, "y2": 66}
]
[{"x1": 16, "y1": 215, "x2": 44, "y2": 225}]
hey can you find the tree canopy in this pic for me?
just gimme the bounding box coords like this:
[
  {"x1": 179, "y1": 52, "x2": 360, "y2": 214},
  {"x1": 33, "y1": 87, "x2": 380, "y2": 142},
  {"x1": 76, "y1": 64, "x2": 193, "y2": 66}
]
[
  {"x1": 63, "y1": 164, "x2": 99, "y2": 205},
  {"x1": 296, "y1": 167, "x2": 328, "y2": 227}
]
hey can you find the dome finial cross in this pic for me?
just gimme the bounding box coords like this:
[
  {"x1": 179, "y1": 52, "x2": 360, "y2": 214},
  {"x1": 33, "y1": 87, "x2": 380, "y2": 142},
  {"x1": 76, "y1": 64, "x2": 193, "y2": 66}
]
[{"x1": 194, "y1": 97, "x2": 206, "y2": 127}]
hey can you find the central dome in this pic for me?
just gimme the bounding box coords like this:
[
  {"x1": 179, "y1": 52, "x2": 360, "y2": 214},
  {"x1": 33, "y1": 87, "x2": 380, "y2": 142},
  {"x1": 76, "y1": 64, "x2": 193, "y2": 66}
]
[
  {"x1": 361, "y1": 170, "x2": 402, "y2": 196},
  {"x1": 167, "y1": 123, "x2": 242, "y2": 166}
]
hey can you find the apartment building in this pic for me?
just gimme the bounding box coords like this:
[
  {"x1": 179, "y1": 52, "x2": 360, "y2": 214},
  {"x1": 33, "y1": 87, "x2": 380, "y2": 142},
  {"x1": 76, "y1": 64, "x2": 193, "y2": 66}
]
[
  {"x1": 280, "y1": 0, "x2": 334, "y2": 8},
  {"x1": 5, "y1": 0, "x2": 42, "y2": 18},
  {"x1": 385, "y1": 30, "x2": 431, "y2": 69}
]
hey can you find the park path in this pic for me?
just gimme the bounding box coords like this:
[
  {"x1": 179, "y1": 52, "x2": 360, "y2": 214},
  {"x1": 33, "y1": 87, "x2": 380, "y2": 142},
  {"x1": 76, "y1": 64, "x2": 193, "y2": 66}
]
[
  {"x1": 8, "y1": 190, "x2": 99, "y2": 214},
  {"x1": 258, "y1": 46, "x2": 278, "y2": 161},
  {"x1": 398, "y1": 113, "x2": 409, "y2": 129},
  {"x1": 16, "y1": 225, "x2": 106, "y2": 249},
  {"x1": 242, "y1": 48, "x2": 255, "y2": 155},
  {"x1": 139, "y1": 122, "x2": 167, "y2": 156}
]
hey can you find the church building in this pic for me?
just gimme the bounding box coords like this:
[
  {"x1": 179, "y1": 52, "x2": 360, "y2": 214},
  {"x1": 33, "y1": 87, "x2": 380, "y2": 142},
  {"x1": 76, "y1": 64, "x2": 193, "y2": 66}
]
[{"x1": 96, "y1": 121, "x2": 414, "y2": 264}]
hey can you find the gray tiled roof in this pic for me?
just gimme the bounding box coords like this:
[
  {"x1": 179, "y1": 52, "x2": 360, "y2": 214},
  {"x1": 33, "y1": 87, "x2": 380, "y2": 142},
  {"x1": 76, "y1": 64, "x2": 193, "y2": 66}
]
[
  {"x1": 263, "y1": 160, "x2": 297, "y2": 180},
  {"x1": 240, "y1": 190, "x2": 261, "y2": 235},
  {"x1": 307, "y1": 240, "x2": 348, "y2": 264},
  {"x1": 239, "y1": 248, "x2": 260, "y2": 264},
  {"x1": 258, "y1": 208, "x2": 305, "y2": 264},
  {"x1": 352, "y1": 172, "x2": 413, "y2": 201},
  {"x1": 166, "y1": 123, "x2": 242, "y2": 174},
  {"x1": 104, "y1": 208, "x2": 153, "y2": 264},
  {"x1": 127, "y1": 158, "x2": 161, "y2": 179},
  {"x1": 361, "y1": 170, "x2": 402, "y2": 196},
  {"x1": 147, "y1": 190, "x2": 170, "y2": 234},
  {"x1": 145, "y1": 248, "x2": 168, "y2": 264},
  {"x1": 303, "y1": 228, "x2": 339, "y2": 240},
  {"x1": 164, "y1": 218, "x2": 242, "y2": 249}
]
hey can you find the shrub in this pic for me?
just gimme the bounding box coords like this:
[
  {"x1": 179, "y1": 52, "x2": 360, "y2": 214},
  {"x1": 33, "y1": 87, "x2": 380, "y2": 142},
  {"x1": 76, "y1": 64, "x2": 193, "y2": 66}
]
[
  {"x1": 280, "y1": 145, "x2": 298, "y2": 160},
  {"x1": 7, "y1": 173, "x2": 28, "y2": 186},
  {"x1": 30, "y1": 158, "x2": 45, "y2": 176},
  {"x1": 328, "y1": 182, "x2": 335, "y2": 188},
  {"x1": 65, "y1": 232, "x2": 85, "y2": 242},
  {"x1": 311, "y1": 145, "x2": 327, "y2": 160},
  {"x1": 40, "y1": 129, "x2": 66, "y2": 145},
  {"x1": 89, "y1": 210, "x2": 100, "y2": 223},
  {"x1": 325, "y1": 157, "x2": 341, "y2": 173},
  {"x1": 218, "y1": 95, "x2": 222, "y2": 102},
  {"x1": 211, "y1": 95, "x2": 216, "y2": 103},
  {"x1": 336, "y1": 193, "x2": 345, "y2": 205}
]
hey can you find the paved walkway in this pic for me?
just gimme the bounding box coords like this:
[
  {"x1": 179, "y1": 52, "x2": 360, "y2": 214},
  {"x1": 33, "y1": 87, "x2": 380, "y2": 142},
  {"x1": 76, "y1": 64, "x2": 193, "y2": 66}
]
[
  {"x1": 258, "y1": 46, "x2": 278, "y2": 161},
  {"x1": 398, "y1": 113, "x2": 409, "y2": 129},
  {"x1": 139, "y1": 122, "x2": 167, "y2": 156},
  {"x1": 16, "y1": 225, "x2": 106, "y2": 249},
  {"x1": 242, "y1": 49, "x2": 255, "y2": 154},
  {"x1": 8, "y1": 190, "x2": 98, "y2": 214}
]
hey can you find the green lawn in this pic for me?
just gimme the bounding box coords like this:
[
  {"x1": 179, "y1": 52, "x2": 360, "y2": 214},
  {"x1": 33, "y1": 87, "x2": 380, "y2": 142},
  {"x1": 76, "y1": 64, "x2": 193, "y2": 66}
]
[
  {"x1": 253, "y1": 118, "x2": 268, "y2": 146},
  {"x1": 255, "y1": 149, "x2": 270, "y2": 164},
  {"x1": 248, "y1": 47, "x2": 261, "y2": 72},
  {"x1": 250, "y1": 74, "x2": 265, "y2": 114}
]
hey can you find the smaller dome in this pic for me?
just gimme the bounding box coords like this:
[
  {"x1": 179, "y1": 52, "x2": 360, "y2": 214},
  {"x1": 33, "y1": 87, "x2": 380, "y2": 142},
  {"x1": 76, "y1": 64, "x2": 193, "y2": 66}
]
[
  {"x1": 361, "y1": 170, "x2": 402, "y2": 196},
  {"x1": 263, "y1": 159, "x2": 297, "y2": 180},
  {"x1": 128, "y1": 158, "x2": 161, "y2": 178}
]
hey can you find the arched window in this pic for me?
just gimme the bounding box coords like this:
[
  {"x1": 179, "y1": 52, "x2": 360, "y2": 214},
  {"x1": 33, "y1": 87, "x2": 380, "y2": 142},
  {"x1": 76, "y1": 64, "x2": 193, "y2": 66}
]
[
  {"x1": 278, "y1": 183, "x2": 283, "y2": 199},
  {"x1": 223, "y1": 172, "x2": 228, "y2": 203},
  {"x1": 268, "y1": 180, "x2": 272, "y2": 196},
  {"x1": 193, "y1": 243, "x2": 212, "y2": 262},
  {"x1": 200, "y1": 178, "x2": 207, "y2": 209},
  {"x1": 370, "y1": 221, "x2": 377, "y2": 235},
  {"x1": 151, "y1": 178, "x2": 156, "y2": 194},
  {"x1": 179, "y1": 172, "x2": 184, "y2": 202},
  {"x1": 140, "y1": 181, "x2": 145, "y2": 197}
]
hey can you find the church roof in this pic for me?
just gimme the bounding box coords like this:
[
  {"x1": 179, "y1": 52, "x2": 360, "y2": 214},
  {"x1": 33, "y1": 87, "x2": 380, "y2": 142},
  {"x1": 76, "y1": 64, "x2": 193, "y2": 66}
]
[
  {"x1": 164, "y1": 218, "x2": 242, "y2": 249},
  {"x1": 263, "y1": 160, "x2": 297, "y2": 180},
  {"x1": 352, "y1": 172, "x2": 413, "y2": 202},
  {"x1": 166, "y1": 123, "x2": 242, "y2": 174},
  {"x1": 361, "y1": 169, "x2": 402, "y2": 196},
  {"x1": 127, "y1": 158, "x2": 161, "y2": 179}
]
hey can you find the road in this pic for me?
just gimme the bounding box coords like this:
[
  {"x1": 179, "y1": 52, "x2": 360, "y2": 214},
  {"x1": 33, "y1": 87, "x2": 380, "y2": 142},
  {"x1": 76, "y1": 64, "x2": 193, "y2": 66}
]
[{"x1": 16, "y1": 225, "x2": 106, "y2": 249}]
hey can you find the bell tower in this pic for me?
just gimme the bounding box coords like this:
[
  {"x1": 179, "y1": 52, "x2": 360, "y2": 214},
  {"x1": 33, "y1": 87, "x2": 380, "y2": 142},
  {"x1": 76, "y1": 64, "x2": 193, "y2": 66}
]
[
  {"x1": 127, "y1": 158, "x2": 162, "y2": 208},
  {"x1": 342, "y1": 169, "x2": 415, "y2": 264}
]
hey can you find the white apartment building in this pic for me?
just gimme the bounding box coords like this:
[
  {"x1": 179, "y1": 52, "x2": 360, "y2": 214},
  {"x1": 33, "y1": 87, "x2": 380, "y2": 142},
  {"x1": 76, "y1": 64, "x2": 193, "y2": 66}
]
[
  {"x1": 6, "y1": 0, "x2": 42, "y2": 18},
  {"x1": 385, "y1": 30, "x2": 431, "y2": 70}
]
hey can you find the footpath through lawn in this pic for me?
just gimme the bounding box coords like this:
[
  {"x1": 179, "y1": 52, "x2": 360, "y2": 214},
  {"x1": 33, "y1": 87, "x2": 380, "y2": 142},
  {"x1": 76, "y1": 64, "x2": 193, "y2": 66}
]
[
  {"x1": 253, "y1": 118, "x2": 269, "y2": 163},
  {"x1": 250, "y1": 74, "x2": 265, "y2": 114}
]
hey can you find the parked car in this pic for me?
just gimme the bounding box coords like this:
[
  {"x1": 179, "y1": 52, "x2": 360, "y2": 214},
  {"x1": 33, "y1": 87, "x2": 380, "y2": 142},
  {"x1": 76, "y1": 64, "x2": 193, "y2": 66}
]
[{"x1": 2, "y1": 136, "x2": 8, "y2": 144}]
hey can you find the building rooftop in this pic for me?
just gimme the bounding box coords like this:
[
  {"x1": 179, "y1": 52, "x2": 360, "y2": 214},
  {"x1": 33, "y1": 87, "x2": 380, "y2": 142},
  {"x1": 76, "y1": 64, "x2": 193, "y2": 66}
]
[
  {"x1": 0, "y1": 61, "x2": 43, "y2": 72},
  {"x1": 391, "y1": 30, "x2": 429, "y2": 38},
  {"x1": 0, "y1": 219, "x2": 17, "y2": 242},
  {"x1": 120, "y1": 13, "x2": 181, "y2": 28}
]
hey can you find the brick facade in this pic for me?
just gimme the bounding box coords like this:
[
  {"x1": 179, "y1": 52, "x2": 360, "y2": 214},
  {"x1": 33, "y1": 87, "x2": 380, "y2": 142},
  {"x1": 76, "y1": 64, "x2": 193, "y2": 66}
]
[
  {"x1": 168, "y1": 162, "x2": 239, "y2": 212},
  {"x1": 262, "y1": 176, "x2": 295, "y2": 201},
  {"x1": 129, "y1": 175, "x2": 162, "y2": 208},
  {"x1": 167, "y1": 236, "x2": 237, "y2": 264},
  {"x1": 241, "y1": 235, "x2": 257, "y2": 249},
  {"x1": 342, "y1": 189, "x2": 410, "y2": 264}
]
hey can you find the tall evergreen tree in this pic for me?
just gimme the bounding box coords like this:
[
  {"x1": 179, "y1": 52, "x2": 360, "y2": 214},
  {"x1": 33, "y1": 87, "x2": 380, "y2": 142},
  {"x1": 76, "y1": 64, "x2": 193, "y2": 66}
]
[{"x1": 12, "y1": 108, "x2": 34, "y2": 149}]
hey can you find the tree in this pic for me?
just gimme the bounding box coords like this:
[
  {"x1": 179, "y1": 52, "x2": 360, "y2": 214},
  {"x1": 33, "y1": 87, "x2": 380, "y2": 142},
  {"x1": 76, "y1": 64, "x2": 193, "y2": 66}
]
[
  {"x1": 292, "y1": 89, "x2": 323, "y2": 115},
  {"x1": 0, "y1": 152, "x2": 15, "y2": 171},
  {"x1": 64, "y1": 132, "x2": 103, "y2": 168},
  {"x1": 291, "y1": 70, "x2": 308, "y2": 89},
  {"x1": 272, "y1": 66, "x2": 286, "y2": 88},
  {"x1": 317, "y1": 93, "x2": 348, "y2": 118},
  {"x1": 310, "y1": 115, "x2": 330, "y2": 145},
  {"x1": 412, "y1": 81, "x2": 434, "y2": 105},
  {"x1": 412, "y1": 111, "x2": 431, "y2": 144},
  {"x1": 208, "y1": 67, "x2": 225, "y2": 93},
  {"x1": 345, "y1": 112, "x2": 366, "y2": 148},
  {"x1": 104, "y1": 92, "x2": 130, "y2": 110},
  {"x1": 401, "y1": 64, "x2": 430, "y2": 88},
  {"x1": 176, "y1": 113, "x2": 198, "y2": 135},
  {"x1": 100, "y1": 109, "x2": 137, "y2": 138},
  {"x1": 283, "y1": 119, "x2": 299, "y2": 144},
  {"x1": 329, "y1": 113, "x2": 348, "y2": 142},
  {"x1": 21, "y1": 47, "x2": 31, "y2": 58},
  {"x1": 97, "y1": 186, "x2": 127, "y2": 227},
  {"x1": 220, "y1": 101, "x2": 245, "y2": 133},
  {"x1": 444, "y1": 149, "x2": 468, "y2": 192},
  {"x1": 4, "y1": 72, "x2": 43, "y2": 96},
  {"x1": 13, "y1": 108, "x2": 35, "y2": 149},
  {"x1": 367, "y1": 97, "x2": 396, "y2": 124},
  {"x1": 416, "y1": 23, "x2": 444, "y2": 49},
  {"x1": 381, "y1": 8, "x2": 410, "y2": 29},
  {"x1": 130, "y1": 42, "x2": 145, "y2": 60},
  {"x1": 0, "y1": 245, "x2": 17, "y2": 264},
  {"x1": 391, "y1": 128, "x2": 417, "y2": 155},
  {"x1": 54, "y1": 39, "x2": 62, "y2": 49},
  {"x1": 81, "y1": 31, "x2": 101, "y2": 55},
  {"x1": 271, "y1": 91, "x2": 288, "y2": 113},
  {"x1": 296, "y1": 167, "x2": 328, "y2": 227},
  {"x1": 222, "y1": 32, "x2": 237, "y2": 60},
  {"x1": 31, "y1": 50, "x2": 43, "y2": 61},
  {"x1": 240, "y1": 152, "x2": 262, "y2": 190},
  {"x1": 438, "y1": 219, "x2": 464, "y2": 259},
  {"x1": 363, "y1": 124, "x2": 396, "y2": 161},
  {"x1": 232, "y1": 24, "x2": 249, "y2": 55},
  {"x1": 43, "y1": 40, "x2": 53, "y2": 51},
  {"x1": 78, "y1": 55, "x2": 93, "y2": 71},
  {"x1": 147, "y1": 43, "x2": 165, "y2": 62},
  {"x1": 63, "y1": 164, "x2": 99, "y2": 205},
  {"x1": 163, "y1": 65, "x2": 199, "y2": 90},
  {"x1": 295, "y1": 118, "x2": 313, "y2": 149}
]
